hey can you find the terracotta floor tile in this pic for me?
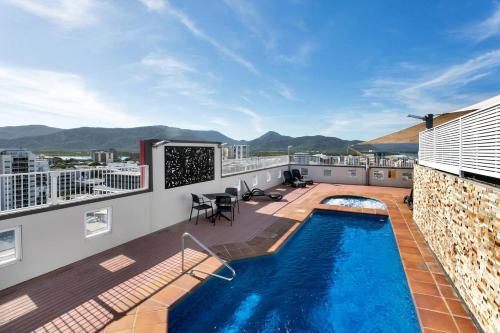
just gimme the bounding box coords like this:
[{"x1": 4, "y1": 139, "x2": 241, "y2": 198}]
[
  {"x1": 170, "y1": 275, "x2": 200, "y2": 292},
  {"x1": 105, "y1": 315, "x2": 135, "y2": 332},
  {"x1": 418, "y1": 309, "x2": 459, "y2": 333},
  {"x1": 152, "y1": 286, "x2": 186, "y2": 307},
  {"x1": 134, "y1": 309, "x2": 167, "y2": 327},
  {"x1": 427, "y1": 262, "x2": 445, "y2": 274},
  {"x1": 424, "y1": 329, "x2": 449, "y2": 333},
  {"x1": 413, "y1": 293, "x2": 449, "y2": 313},
  {"x1": 438, "y1": 285, "x2": 459, "y2": 300},
  {"x1": 409, "y1": 280, "x2": 441, "y2": 297},
  {"x1": 406, "y1": 269, "x2": 435, "y2": 283},
  {"x1": 433, "y1": 273, "x2": 450, "y2": 285},
  {"x1": 398, "y1": 239, "x2": 419, "y2": 247},
  {"x1": 132, "y1": 323, "x2": 167, "y2": 333},
  {"x1": 399, "y1": 246, "x2": 422, "y2": 255},
  {"x1": 403, "y1": 260, "x2": 429, "y2": 271},
  {"x1": 134, "y1": 299, "x2": 165, "y2": 314},
  {"x1": 445, "y1": 299, "x2": 468, "y2": 317},
  {"x1": 453, "y1": 316, "x2": 478, "y2": 333}
]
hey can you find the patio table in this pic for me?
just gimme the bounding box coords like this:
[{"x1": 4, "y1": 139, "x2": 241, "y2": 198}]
[{"x1": 203, "y1": 192, "x2": 234, "y2": 222}]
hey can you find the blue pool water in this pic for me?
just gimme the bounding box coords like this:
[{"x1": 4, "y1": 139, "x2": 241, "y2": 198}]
[
  {"x1": 321, "y1": 195, "x2": 387, "y2": 210},
  {"x1": 169, "y1": 210, "x2": 420, "y2": 333}
]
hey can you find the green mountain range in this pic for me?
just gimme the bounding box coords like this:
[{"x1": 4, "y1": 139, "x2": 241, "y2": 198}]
[{"x1": 0, "y1": 125, "x2": 360, "y2": 153}]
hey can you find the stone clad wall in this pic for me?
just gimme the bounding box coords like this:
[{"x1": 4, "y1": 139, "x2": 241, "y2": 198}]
[{"x1": 413, "y1": 165, "x2": 499, "y2": 333}]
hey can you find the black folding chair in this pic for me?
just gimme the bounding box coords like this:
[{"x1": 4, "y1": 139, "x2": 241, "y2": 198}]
[
  {"x1": 291, "y1": 169, "x2": 313, "y2": 185},
  {"x1": 225, "y1": 187, "x2": 240, "y2": 213},
  {"x1": 215, "y1": 196, "x2": 234, "y2": 226},
  {"x1": 283, "y1": 170, "x2": 306, "y2": 188},
  {"x1": 190, "y1": 193, "x2": 213, "y2": 225}
]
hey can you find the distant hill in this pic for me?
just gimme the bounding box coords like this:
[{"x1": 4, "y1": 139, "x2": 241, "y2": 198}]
[
  {"x1": 0, "y1": 126, "x2": 361, "y2": 153},
  {"x1": 247, "y1": 131, "x2": 361, "y2": 153},
  {"x1": 0, "y1": 126, "x2": 239, "y2": 151},
  {"x1": 0, "y1": 125, "x2": 62, "y2": 140}
]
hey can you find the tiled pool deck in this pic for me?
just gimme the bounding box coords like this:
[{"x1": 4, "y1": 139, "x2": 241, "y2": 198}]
[{"x1": 0, "y1": 184, "x2": 480, "y2": 333}]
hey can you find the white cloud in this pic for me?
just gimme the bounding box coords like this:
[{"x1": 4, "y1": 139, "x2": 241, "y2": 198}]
[
  {"x1": 0, "y1": 65, "x2": 140, "y2": 128},
  {"x1": 321, "y1": 110, "x2": 416, "y2": 140},
  {"x1": 138, "y1": 0, "x2": 165, "y2": 12},
  {"x1": 5, "y1": 0, "x2": 100, "y2": 27},
  {"x1": 461, "y1": 4, "x2": 500, "y2": 41},
  {"x1": 160, "y1": 1, "x2": 259, "y2": 75},
  {"x1": 234, "y1": 106, "x2": 264, "y2": 133},
  {"x1": 209, "y1": 117, "x2": 231, "y2": 128},
  {"x1": 140, "y1": 53, "x2": 216, "y2": 105},
  {"x1": 364, "y1": 49, "x2": 500, "y2": 114},
  {"x1": 273, "y1": 80, "x2": 297, "y2": 101},
  {"x1": 278, "y1": 42, "x2": 316, "y2": 66},
  {"x1": 223, "y1": 0, "x2": 274, "y2": 48},
  {"x1": 141, "y1": 53, "x2": 195, "y2": 73}
]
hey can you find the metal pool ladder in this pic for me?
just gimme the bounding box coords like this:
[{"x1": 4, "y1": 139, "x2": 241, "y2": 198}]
[{"x1": 181, "y1": 232, "x2": 236, "y2": 281}]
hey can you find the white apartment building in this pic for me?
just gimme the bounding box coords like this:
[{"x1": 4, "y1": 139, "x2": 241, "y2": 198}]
[
  {"x1": 91, "y1": 150, "x2": 115, "y2": 164},
  {"x1": 0, "y1": 149, "x2": 50, "y2": 211}
]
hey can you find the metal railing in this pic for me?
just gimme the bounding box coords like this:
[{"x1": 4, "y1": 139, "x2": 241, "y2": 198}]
[
  {"x1": 181, "y1": 232, "x2": 235, "y2": 281},
  {"x1": 0, "y1": 165, "x2": 149, "y2": 215},
  {"x1": 291, "y1": 155, "x2": 368, "y2": 166},
  {"x1": 222, "y1": 155, "x2": 289, "y2": 176},
  {"x1": 291, "y1": 155, "x2": 415, "y2": 168},
  {"x1": 419, "y1": 103, "x2": 499, "y2": 179}
]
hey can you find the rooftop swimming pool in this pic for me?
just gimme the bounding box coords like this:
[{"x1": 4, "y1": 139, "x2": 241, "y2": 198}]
[
  {"x1": 321, "y1": 195, "x2": 387, "y2": 210},
  {"x1": 169, "y1": 210, "x2": 420, "y2": 332}
]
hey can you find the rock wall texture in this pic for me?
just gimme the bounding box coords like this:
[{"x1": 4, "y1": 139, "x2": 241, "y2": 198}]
[{"x1": 413, "y1": 164, "x2": 499, "y2": 333}]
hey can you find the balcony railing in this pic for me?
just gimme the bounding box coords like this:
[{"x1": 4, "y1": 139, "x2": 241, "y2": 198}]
[
  {"x1": 419, "y1": 103, "x2": 499, "y2": 179},
  {"x1": 291, "y1": 155, "x2": 415, "y2": 168},
  {"x1": 222, "y1": 156, "x2": 289, "y2": 176},
  {"x1": 0, "y1": 165, "x2": 149, "y2": 215}
]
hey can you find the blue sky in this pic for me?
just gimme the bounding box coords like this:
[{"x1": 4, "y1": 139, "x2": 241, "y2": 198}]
[{"x1": 0, "y1": 0, "x2": 499, "y2": 140}]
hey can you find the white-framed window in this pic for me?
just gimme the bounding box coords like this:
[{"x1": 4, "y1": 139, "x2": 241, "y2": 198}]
[
  {"x1": 277, "y1": 169, "x2": 282, "y2": 179},
  {"x1": 252, "y1": 175, "x2": 258, "y2": 187},
  {"x1": 324, "y1": 169, "x2": 332, "y2": 177},
  {"x1": 266, "y1": 171, "x2": 271, "y2": 182},
  {"x1": 300, "y1": 168, "x2": 309, "y2": 176},
  {"x1": 373, "y1": 170, "x2": 384, "y2": 179},
  {"x1": 348, "y1": 169, "x2": 357, "y2": 177},
  {"x1": 85, "y1": 207, "x2": 112, "y2": 238},
  {"x1": 0, "y1": 226, "x2": 21, "y2": 267}
]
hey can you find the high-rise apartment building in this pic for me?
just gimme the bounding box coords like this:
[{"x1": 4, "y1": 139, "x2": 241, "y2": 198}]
[
  {"x1": 91, "y1": 150, "x2": 115, "y2": 164},
  {"x1": 0, "y1": 149, "x2": 49, "y2": 211}
]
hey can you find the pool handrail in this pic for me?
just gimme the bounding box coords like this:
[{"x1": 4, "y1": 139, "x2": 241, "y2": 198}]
[{"x1": 181, "y1": 232, "x2": 236, "y2": 281}]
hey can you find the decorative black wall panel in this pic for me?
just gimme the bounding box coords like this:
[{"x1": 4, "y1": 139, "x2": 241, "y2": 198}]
[{"x1": 164, "y1": 146, "x2": 215, "y2": 189}]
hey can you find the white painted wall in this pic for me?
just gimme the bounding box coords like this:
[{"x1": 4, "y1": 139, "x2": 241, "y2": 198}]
[
  {"x1": 150, "y1": 142, "x2": 288, "y2": 231},
  {"x1": 0, "y1": 192, "x2": 153, "y2": 290},
  {"x1": 369, "y1": 167, "x2": 413, "y2": 188},
  {"x1": 291, "y1": 165, "x2": 367, "y2": 185}
]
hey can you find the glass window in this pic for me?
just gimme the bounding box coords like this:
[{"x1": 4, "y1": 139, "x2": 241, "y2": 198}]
[
  {"x1": 348, "y1": 169, "x2": 357, "y2": 177},
  {"x1": 324, "y1": 169, "x2": 332, "y2": 177},
  {"x1": 0, "y1": 227, "x2": 21, "y2": 266},
  {"x1": 85, "y1": 207, "x2": 112, "y2": 238},
  {"x1": 300, "y1": 168, "x2": 309, "y2": 176}
]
